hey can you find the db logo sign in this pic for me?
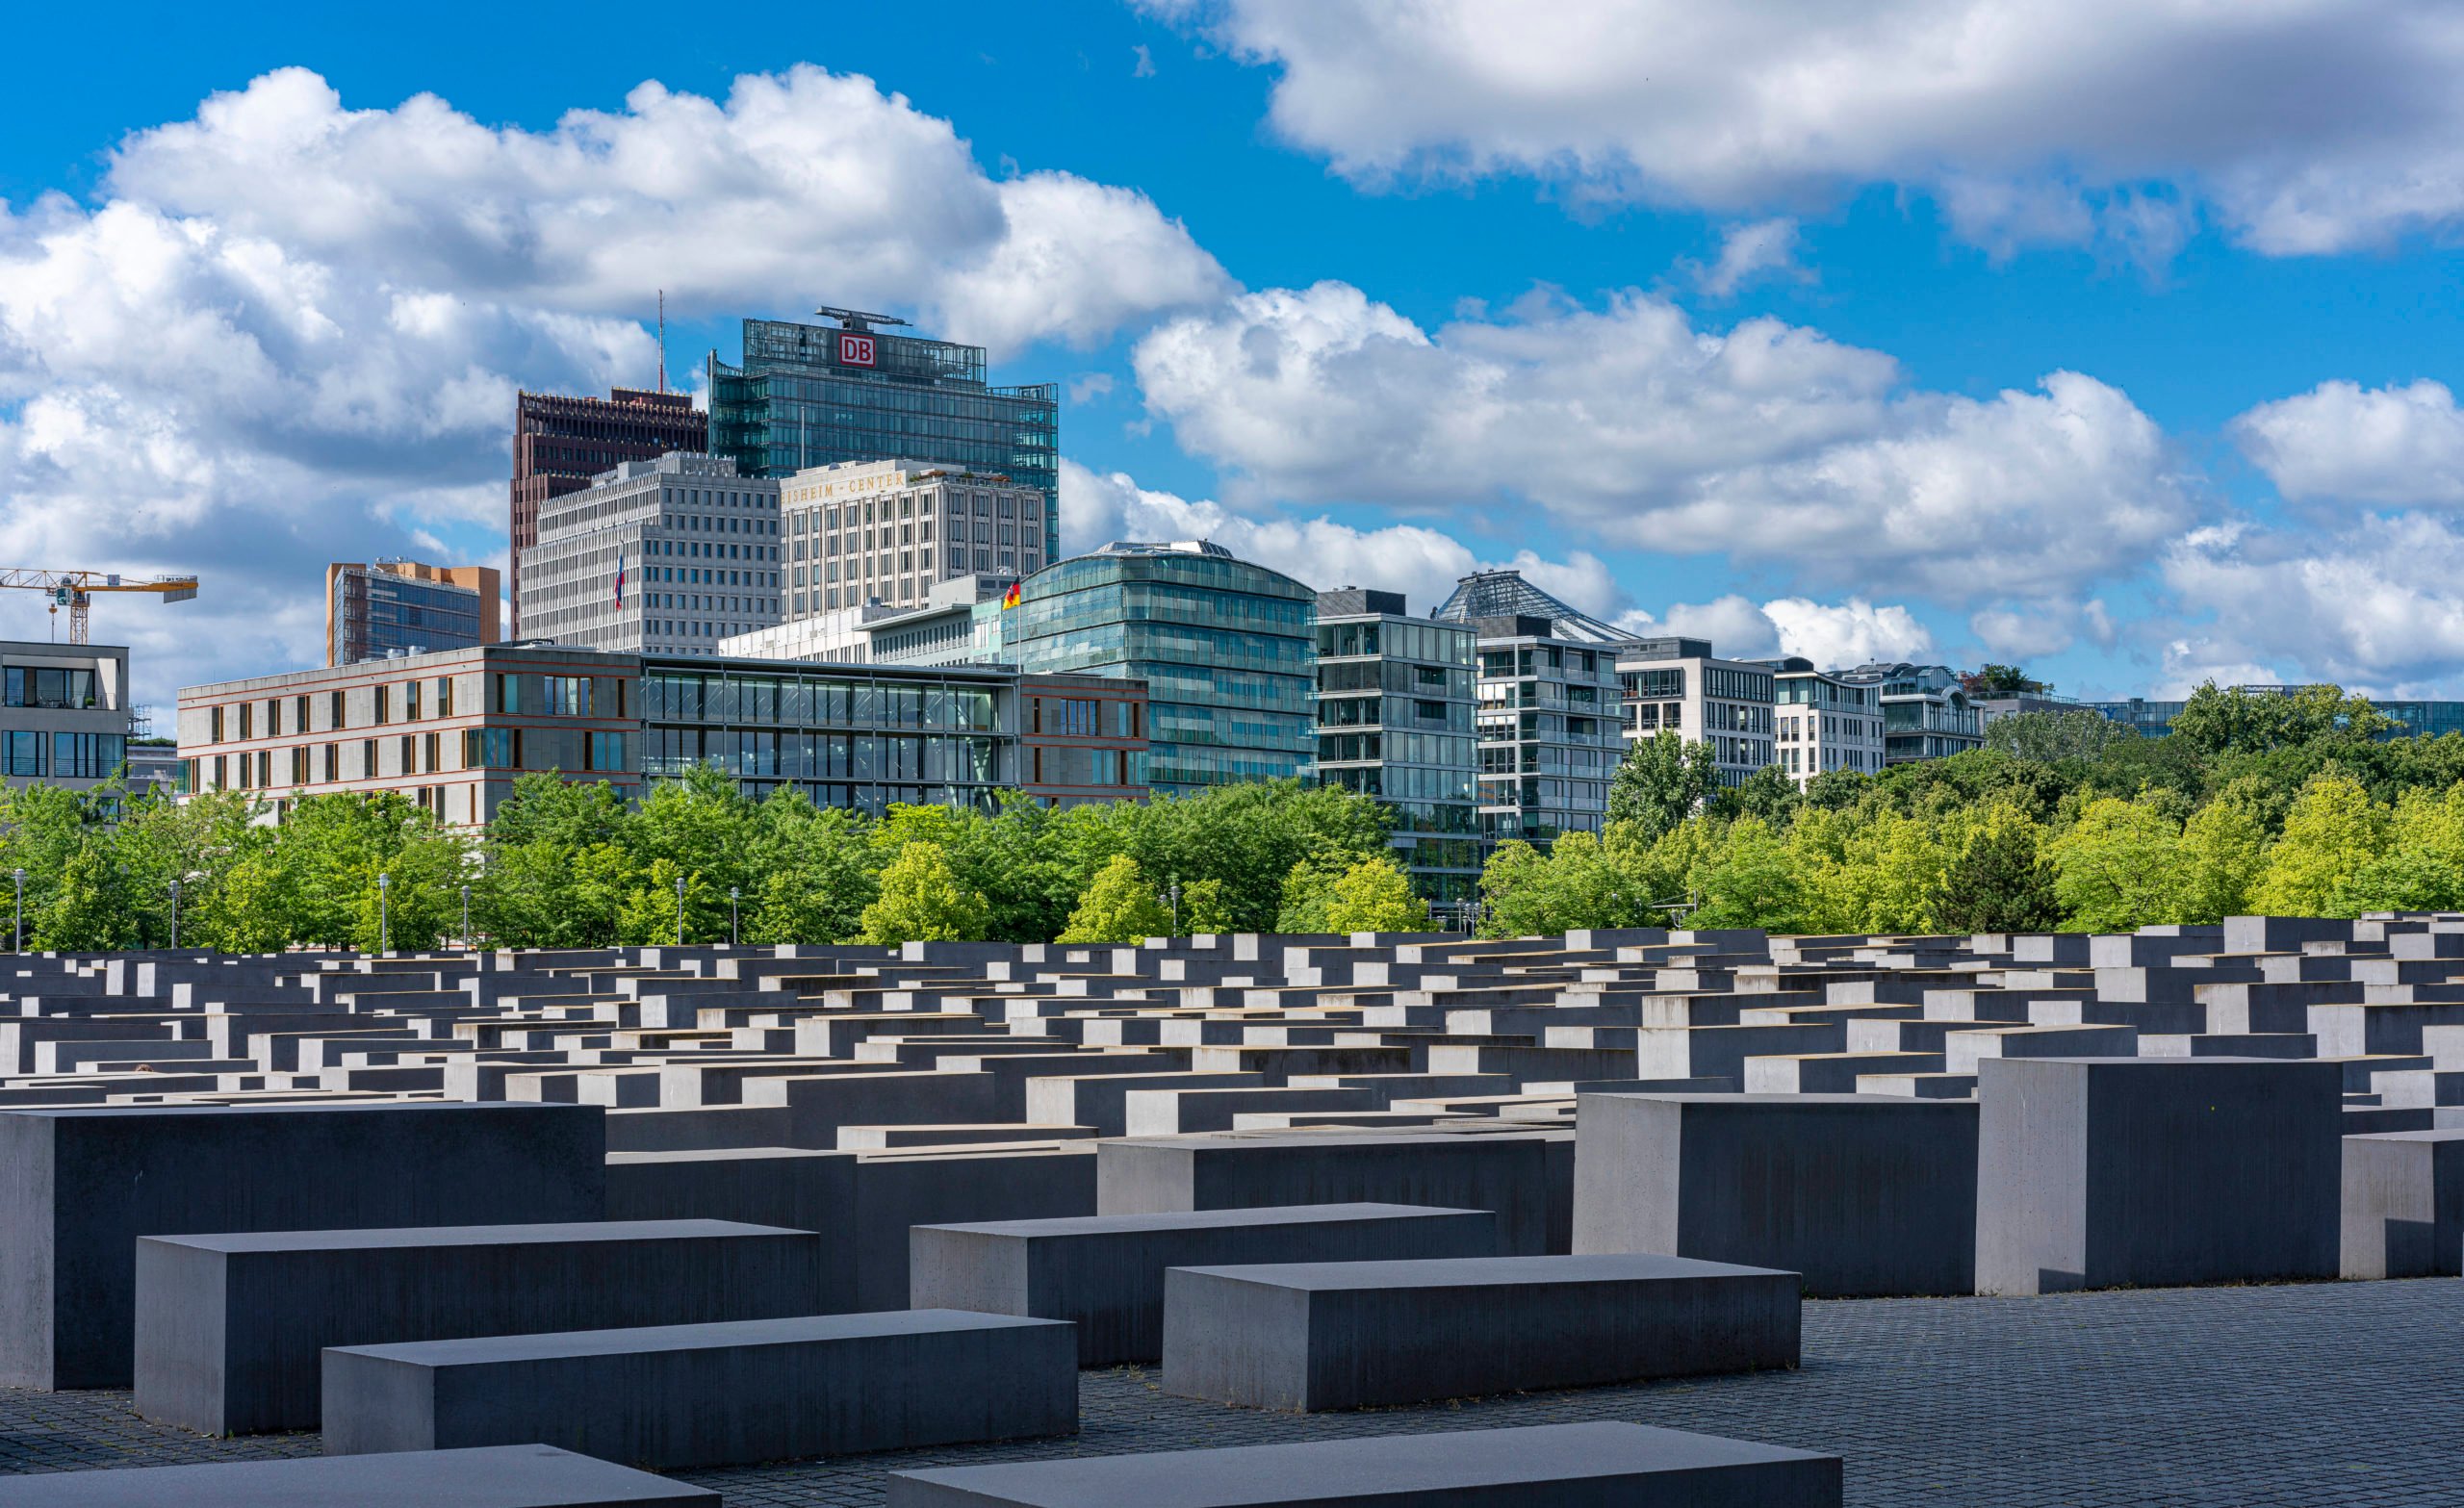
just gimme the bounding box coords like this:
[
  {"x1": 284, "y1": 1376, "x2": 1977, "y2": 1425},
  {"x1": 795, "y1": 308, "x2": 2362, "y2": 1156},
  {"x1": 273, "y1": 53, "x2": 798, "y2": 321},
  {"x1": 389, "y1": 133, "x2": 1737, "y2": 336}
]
[{"x1": 838, "y1": 333, "x2": 877, "y2": 368}]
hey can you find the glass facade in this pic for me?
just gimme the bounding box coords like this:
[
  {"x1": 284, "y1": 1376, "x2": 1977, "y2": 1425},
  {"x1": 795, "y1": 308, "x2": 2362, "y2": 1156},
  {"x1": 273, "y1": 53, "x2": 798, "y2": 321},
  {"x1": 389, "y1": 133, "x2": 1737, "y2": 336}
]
[
  {"x1": 2085, "y1": 692, "x2": 2464, "y2": 741},
  {"x1": 1006, "y1": 544, "x2": 1316, "y2": 797},
  {"x1": 1314, "y1": 601, "x2": 1481, "y2": 904},
  {"x1": 708, "y1": 318, "x2": 1060, "y2": 560},
  {"x1": 637, "y1": 656, "x2": 1009, "y2": 812},
  {"x1": 1474, "y1": 634, "x2": 1623, "y2": 846}
]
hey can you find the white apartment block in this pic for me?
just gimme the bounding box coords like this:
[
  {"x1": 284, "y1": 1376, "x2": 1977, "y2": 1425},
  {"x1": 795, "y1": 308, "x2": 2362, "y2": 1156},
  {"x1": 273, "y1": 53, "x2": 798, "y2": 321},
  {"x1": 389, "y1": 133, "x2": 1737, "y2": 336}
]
[
  {"x1": 519, "y1": 453, "x2": 782, "y2": 657},
  {"x1": 1616, "y1": 638, "x2": 1775, "y2": 788},
  {"x1": 782, "y1": 459, "x2": 1046, "y2": 619},
  {"x1": 1767, "y1": 657, "x2": 1884, "y2": 784}
]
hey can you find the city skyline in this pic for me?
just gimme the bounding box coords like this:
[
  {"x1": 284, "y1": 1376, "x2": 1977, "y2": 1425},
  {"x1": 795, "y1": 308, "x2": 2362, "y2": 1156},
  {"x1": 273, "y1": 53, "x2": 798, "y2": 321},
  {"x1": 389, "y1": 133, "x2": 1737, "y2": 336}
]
[{"x1": 7, "y1": 4, "x2": 2464, "y2": 710}]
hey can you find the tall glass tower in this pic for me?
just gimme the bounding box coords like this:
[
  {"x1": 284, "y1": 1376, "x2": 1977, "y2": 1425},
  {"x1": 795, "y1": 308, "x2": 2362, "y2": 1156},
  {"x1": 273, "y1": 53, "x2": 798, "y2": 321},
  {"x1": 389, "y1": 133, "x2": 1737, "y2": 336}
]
[
  {"x1": 1004, "y1": 541, "x2": 1317, "y2": 798},
  {"x1": 707, "y1": 308, "x2": 1061, "y2": 558}
]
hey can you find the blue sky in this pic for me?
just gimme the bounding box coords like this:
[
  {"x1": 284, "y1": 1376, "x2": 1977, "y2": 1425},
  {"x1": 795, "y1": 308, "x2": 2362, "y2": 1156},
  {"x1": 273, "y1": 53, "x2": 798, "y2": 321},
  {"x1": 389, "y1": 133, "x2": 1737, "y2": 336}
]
[{"x1": 6, "y1": 0, "x2": 2464, "y2": 709}]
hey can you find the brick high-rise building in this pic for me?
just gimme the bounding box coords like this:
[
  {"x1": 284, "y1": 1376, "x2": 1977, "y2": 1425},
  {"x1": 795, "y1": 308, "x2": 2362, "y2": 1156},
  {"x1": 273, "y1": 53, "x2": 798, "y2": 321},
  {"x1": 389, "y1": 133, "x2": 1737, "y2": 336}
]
[{"x1": 510, "y1": 388, "x2": 705, "y2": 634}]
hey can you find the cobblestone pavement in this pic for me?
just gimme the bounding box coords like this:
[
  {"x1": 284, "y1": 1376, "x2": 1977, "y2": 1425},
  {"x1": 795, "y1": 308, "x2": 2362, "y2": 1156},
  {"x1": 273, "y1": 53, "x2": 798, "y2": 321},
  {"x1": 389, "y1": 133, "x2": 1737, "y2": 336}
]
[{"x1": 4, "y1": 1278, "x2": 2459, "y2": 1506}]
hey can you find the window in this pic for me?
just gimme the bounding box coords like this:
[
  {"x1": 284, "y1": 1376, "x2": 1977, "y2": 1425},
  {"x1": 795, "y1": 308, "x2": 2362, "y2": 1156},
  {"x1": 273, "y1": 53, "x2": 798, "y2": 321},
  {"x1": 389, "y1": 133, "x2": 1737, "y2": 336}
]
[
  {"x1": 400, "y1": 734, "x2": 417, "y2": 773},
  {"x1": 374, "y1": 685, "x2": 389, "y2": 726},
  {"x1": 543, "y1": 677, "x2": 591, "y2": 716},
  {"x1": 465, "y1": 728, "x2": 516, "y2": 768},
  {"x1": 330, "y1": 689, "x2": 345, "y2": 728},
  {"x1": 437, "y1": 677, "x2": 453, "y2": 718},
  {"x1": 322, "y1": 743, "x2": 338, "y2": 782},
  {"x1": 295, "y1": 694, "x2": 311, "y2": 732},
  {"x1": 209, "y1": 705, "x2": 223, "y2": 742},
  {"x1": 362, "y1": 738, "x2": 377, "y2": 778},
  {"x1": 405, "y1": 680, "x2": 421, "y2": 721},
  {"x1": 239, "y1": 703, "x2": 253, "y2": 740}
]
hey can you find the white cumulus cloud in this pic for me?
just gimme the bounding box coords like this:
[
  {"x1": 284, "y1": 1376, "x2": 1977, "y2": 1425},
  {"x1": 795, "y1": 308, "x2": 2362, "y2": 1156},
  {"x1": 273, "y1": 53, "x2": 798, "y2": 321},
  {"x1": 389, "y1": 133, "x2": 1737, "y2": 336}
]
[
  {"x1": 2231, "y1": 378, "x2": 2464, "y2": 507},
  {"x1": 1132, "y1": 282, "x2": 2194, "y2": 603},
  {"x1": 2159, "y1": 516, "x2": 2464, "y2": 695},
  {"x1": 1146, "y1": 0, "x2": 2464, "y2": 256}
]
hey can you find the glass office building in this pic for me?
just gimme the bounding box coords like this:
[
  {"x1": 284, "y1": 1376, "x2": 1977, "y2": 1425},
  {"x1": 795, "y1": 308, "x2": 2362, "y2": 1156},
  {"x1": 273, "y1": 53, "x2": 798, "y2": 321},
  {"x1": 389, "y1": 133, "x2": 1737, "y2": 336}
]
[
  {"x1": 326, "y1": 560, "x2": 498, "y2": 667},
  {"x1": 707, "y1": 313, "x2": 1060, "y2": 559},
  {"x1": 1313, "y1": 589, "x2": 1481, "y2": 904},
  {"x1": 2085, "y1": 689, "x2": 2464, "y2": 741},
  {"x1": 1005, "y1": 541, "x2": 1317, "y2": 797}
]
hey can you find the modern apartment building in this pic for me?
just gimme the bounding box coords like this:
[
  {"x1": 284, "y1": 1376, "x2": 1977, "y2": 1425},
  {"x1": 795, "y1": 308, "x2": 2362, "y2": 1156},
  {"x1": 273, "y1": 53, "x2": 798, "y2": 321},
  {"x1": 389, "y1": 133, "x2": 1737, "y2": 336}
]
[
  {"x1": 1003, "y1": 541, "x2": 1316, "y2": 798},
  {"x1": 179, "y1": 647, "x2": 1146, "y2": 825},
  {"x1": 707, "y1": 309, "x2": 1061, "y2": 558},
  {"x1": 781, "y1": 459, "x2": 1047, "y2": 615},
  {"x1": 1, "y1": 641, "x2": 131, "y2": 793},
  {"x1": 1312, "y1": 589, "x2": 1481, "y2": 904},
  {"x1": 509, "y1": 387, "x2": 706, "y2": 634},
  {"x1": 519, "y1": 453, "x2": 782, "y2": 656},
  {"x1": 177, "y1": 644, "x2": 641, "y2": 826},
  {"x1": 1432, "y1": 571, "x2": 1630, "y2": 848},
  {"x1": 1842, "y1": 663, "x2": 1985, "y2": 763},
  {"x1": 325, "y1": 560, "x2": 500, "y2": 666},
  {"x1": 1616, "y1": 638, "x2": 1775, "y2": 788},
  {"x1": 1761, "y1": 656, "x2": 1884, "y2": 784}
]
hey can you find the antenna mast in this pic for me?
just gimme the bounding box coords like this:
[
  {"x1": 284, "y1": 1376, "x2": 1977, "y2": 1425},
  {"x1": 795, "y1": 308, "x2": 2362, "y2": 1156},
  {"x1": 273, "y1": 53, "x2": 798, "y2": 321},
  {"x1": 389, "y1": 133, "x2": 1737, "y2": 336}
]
[{"x1": 656, "y1": 291, "x2": 667, "y2": 394}]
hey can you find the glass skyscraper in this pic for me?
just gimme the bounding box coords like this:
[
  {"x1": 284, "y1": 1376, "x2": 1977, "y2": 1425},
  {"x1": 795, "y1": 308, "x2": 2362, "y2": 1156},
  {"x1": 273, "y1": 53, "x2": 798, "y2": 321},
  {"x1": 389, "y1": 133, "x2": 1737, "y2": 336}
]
[
  {"x1": 1004, "y1": 541, "x2": 1316, "y2": 797},
  {"x1": 707, "y1": 311, "x2": 1060, "y2": 558},
  {"x1": 325, "y1": 560, "x2": 499, "y2": 667}
]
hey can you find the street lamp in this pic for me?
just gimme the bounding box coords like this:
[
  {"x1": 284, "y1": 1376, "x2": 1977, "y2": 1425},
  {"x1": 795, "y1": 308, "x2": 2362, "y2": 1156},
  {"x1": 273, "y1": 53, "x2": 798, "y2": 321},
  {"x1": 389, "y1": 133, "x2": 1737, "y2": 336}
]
[
  {"x1": 1168, "y1": 878, "x2": 1181, "y2": 936},
  {"x1": 10, "y1": 868, "x2": 21, "y2": 954},
  {"x1": 169, "y1": 879, "x2": 180, "y2": 950},
  {"x1": 376, "y1": 871, "x2": 391, "y2": 954},
  {"x1": 460, "y1": 884, "x2": 472, "y2": 951},
  {"x1": 674, "y1": 873, "x2": 685, "y2": 947},
  {"x1": 729, "y1": 886, "x2": 740, "y2": 947}
]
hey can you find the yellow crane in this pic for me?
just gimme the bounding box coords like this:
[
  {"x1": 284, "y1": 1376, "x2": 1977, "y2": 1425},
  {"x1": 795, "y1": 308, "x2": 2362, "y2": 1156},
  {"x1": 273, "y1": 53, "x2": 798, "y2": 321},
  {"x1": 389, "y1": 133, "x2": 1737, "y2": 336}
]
[{"x1": 0, "y1": 570, "x2": 200, "y2": 645}]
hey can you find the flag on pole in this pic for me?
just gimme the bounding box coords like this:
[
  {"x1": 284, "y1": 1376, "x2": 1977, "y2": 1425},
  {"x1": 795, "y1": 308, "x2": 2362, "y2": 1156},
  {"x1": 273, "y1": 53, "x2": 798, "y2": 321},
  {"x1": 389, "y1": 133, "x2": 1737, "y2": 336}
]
[
  {"x1": 614, "y1": 546, "x2": 626, "y2": 606},
  {"x1": 1000, "y1": 579, "x2": 1021, "y2": 609}
]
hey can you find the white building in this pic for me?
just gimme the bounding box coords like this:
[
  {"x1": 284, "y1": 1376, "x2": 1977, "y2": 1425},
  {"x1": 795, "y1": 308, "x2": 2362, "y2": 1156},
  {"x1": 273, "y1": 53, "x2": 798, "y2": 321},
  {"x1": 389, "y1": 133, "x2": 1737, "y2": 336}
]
[
  {"x1": 1, "y1": 641, "x2": 132, "y2": 793},
  {"x1": 519, "y1": 453, "x2": 782, "y2": 657},
  {"x1": 1616, "y1": 637, "x2": 1775, "y2": 788},
  {"x1": 783, "y1": 458, "x2": 1046, "y2": 619},
  {"x1": 1763, "y1": 656, "x2": 1885, "y2": 784}
]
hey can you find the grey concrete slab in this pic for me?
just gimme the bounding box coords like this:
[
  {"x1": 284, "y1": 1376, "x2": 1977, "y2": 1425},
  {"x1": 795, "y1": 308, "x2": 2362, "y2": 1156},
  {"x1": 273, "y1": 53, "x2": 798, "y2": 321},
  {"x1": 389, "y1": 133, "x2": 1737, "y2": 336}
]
[
  {"x1": 0, "y1": 1444, "x2": 712, "y2": 1505},
  {"x1": 885, "y1": 1421, "x2": 1838, "y2": 1507},
  {"x1": 2340, "y1": 1129, "x2": 2464, "y2": 1278},
  {"x1": 1976, "y1": 1057, "x2": 2343, "y2": 1294},
  {"x1": 910, "y1": 1203, "x2": 1499, "y2": 1365},
  {"x1": 133, "y1": 1219, "x2": 822, "y2": 1435},
  {"x1": 1098, "y1": 1131, "x2": 1562, "y2": 1255},
  {"x1": 1573, "y1": 1093, "x2": 1978, "y2": 1297},
  {"x1": 0, "y1": 1102, "x2": 605, "y2": 1391},
  {"x1": 1159, "y1": 1254, "x2": 1799, "y2": 1411},
  {"x1": 322, "y1": 1311, "x2": 1077, "y2": 1468}
]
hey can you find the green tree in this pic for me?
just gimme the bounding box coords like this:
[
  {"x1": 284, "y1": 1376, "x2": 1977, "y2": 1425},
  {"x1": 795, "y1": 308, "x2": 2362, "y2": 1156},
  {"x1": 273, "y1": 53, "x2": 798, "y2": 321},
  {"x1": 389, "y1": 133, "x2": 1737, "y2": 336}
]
[
  {"x1": 2047, "y1": 796, "x2": 2189, "y2": 932},
  {"x1": 1930, "y1": 802, "x2": 2061, "y2": 933},
  {"x1": 1984, "y1": 709, "x2": 2138, "y2": 763},
  {"x1": 1712, "y1": 762, "x2": 1802, "y2": 829},
  {"x1": 1688, "y1": 818, "x2": 1806, "y2": 931},
  {"x1": 617, "y1": 856, "x2": 721, "y2": 945},
  {"x1": 1322, "y1": 854, "x2": 1430, "y2": 934},
  {"x1": 1962, "y1": 664, "x2": 2048, "y2": 697},
  {"x1": 1606, "y1": 730, "x2": 1716, "y2": 840},
  {"x1": 2177, "y1": 787, "x2": 2271, "y2": 922},
  {"x1": 1057, "y1": 854, "x2": 1172, "y2": 943},
  {"x1": 2249, "y1": 773, "x2": 2388, "y2": 917},
  {"x1": 2169, "y1": 682, "x2": 2397, "y2": 757},
  {"x1": 744, "y1": 795, "x2": 879, "y2": 946},
  {"x1": 33, "y1": 841, "x2": 134, "y2": 951},
  {"x1": 2337, "y1": 783, "x2": 2464, "y2": 913},
  {"x1": 1274, "y1": 847, "x2": 1355, "y2": 933},
  {"x1": 858, "y1": 841, "x2": 991, "y2": 944},
  {"x1": 1179, "y1": 878, "x2": 1239, "y2": 934}
]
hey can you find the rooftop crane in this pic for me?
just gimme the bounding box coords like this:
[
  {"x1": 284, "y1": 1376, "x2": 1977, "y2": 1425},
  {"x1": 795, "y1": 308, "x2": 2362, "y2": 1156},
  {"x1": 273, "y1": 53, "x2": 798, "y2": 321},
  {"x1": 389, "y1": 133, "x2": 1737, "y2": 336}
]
[{"x1": 0, "y1": 571, "x2": 200, "y2": 645}]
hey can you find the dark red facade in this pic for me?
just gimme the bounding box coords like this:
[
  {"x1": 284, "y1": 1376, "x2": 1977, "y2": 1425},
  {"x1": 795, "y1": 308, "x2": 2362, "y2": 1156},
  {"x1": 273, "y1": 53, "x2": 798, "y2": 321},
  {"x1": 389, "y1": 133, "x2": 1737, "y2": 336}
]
[{"x1": 510, "y1": 388, "x2": 705, "y2": 635}]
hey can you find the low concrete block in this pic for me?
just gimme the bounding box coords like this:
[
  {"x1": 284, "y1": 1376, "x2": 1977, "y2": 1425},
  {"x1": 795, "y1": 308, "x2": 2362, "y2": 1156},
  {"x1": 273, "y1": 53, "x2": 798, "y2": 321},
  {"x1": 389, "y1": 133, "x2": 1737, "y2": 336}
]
[
  {"x1": 911, "y1": 1202, "x2": 1498, "y2": 1364},
  {"x1": 1573, "y1": 1092, "x2": 1978, "y2": 1297},
  {"x1": 1098, "y1": 1131, "x2": 1561, "y2": 1254},
  {"x1": 1976, "y1": 1057, "x2": 2343, "y2": 1294},
  {"x1": 0, "y1": 1444, "x2": 712, "y2": 1506},
  {"x1": 1161, "y1": 1253, "x2": 1799, "y2": 1411},
  {"x1": 2341, "y1": 1129, "x2": 2464, "y2": 1278},
  {"x1": 134, "y1": 1219, "x2": 822, "y2": 1435},
  {"x1": 886, "y1": 1421, "x2": 1839, "y2": 1507},
  {"x1": 323, "y1": 1311, "x2": 1077, "y2": 1468}
]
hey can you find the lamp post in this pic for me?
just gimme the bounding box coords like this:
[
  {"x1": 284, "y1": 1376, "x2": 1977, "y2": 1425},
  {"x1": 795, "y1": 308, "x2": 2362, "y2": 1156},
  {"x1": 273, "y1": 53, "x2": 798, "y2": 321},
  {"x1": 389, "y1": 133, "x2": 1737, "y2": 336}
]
[
  {"x1": 1168, "y1": 878, "x2": 1180, "y2": 936},
  {"x1": 729, "y1": 887, "x2": 740, "y2": 947},
  {"x1": 10, "y1": 868, "x2": 21, "y2": 954},
  {"x1": 169, "y1": 879, "x2": 180, "y2": 950},
  {"x1": 376, "y1": 871, "x2": 391, "y2": 954},
  {"x1": 674, "y1": 873, "x2": 685, "y2": 947},
  {"x1": 460, "y1": 884, "x2": 472, "y2": 951}
]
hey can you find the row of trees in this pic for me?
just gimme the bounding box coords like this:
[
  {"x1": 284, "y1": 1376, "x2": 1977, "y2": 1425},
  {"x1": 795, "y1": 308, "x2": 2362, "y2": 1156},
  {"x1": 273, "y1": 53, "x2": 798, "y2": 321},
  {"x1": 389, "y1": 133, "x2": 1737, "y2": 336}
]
[
  {"x1": 1, "y1": 681, "x2": 2451, "y2": 953},
  {"x1": 1480, "y1": 684, "x2": 2464, "y2": 935},
  {"x1": 0, "y1": 772, "x2": 1430, "y2": 954}
]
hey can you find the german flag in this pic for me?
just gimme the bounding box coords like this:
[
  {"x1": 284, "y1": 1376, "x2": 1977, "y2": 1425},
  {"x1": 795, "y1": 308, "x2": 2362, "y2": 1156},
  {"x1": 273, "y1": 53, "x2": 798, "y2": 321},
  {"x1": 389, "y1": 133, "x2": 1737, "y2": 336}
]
[{"x1": 1000, "y1": 580, "x2": 1022, "y2": 609}]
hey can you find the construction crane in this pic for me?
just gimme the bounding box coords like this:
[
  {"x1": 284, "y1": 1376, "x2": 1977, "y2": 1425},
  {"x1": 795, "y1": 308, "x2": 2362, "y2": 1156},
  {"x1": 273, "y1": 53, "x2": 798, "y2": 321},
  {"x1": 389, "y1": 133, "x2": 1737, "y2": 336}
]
[{"x1": 0, "y1": 571, "x2": 200, "y2": 645}]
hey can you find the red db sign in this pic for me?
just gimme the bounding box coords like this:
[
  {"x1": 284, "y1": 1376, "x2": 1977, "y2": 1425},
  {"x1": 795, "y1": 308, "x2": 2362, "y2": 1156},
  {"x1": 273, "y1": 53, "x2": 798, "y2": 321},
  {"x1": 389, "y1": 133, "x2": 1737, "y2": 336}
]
[{"x1": 839, "y1": 333, "x2": 877, "y2": 368}]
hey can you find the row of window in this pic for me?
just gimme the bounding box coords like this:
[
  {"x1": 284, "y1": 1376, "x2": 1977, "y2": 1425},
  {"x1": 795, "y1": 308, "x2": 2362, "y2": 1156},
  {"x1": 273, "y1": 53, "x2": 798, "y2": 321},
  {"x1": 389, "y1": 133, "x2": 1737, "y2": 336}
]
[
  {"x1": 1, "y1": 730, "x2": 124, "y2": 780},
  {"x1": 193, "y1": 728, "x2": 630, "y2": 791}
]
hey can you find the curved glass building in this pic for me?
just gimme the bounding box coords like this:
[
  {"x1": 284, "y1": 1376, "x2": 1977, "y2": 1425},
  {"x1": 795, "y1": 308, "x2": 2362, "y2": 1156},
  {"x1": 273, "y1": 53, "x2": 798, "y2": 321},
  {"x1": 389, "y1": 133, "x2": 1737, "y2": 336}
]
[{"x1": 1004, "y1": 541, "x2": 1316, "y2": 797}]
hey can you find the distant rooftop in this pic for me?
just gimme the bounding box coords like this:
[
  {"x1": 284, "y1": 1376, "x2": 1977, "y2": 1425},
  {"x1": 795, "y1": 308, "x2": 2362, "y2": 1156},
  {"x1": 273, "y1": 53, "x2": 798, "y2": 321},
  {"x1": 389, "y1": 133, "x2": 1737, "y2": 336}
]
[{"x1": 1430, "y1": 569, "x2": 1630, "y2": 645}]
